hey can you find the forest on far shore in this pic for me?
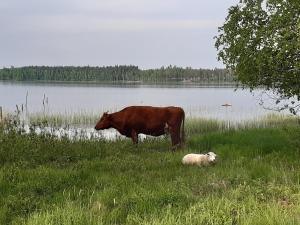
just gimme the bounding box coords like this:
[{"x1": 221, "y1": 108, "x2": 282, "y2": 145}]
[{"x1": 0, "y1": 65, "x2": 234, "y2": 84}]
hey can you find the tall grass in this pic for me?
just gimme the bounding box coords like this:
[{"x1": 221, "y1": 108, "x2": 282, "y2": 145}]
[
  {"x1": 3, "y1": 110, "x2": 299, "y2": 142},
  {"x1": 184, "y1": 113, "x2": 299, "y2": 136},
  {"x1": 28, "y1": 111, "x2": 100, "y2": 128},
  {"x1": 28, "y1": 111, "x2": 299, "y2": 130},
  {"x1": 1, "y1": 120, "x2": 300, "y2": 224}
]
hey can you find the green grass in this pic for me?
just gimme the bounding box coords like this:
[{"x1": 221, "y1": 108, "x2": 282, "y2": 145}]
[
  {"x1": 0, "y1": 123, "x2": 300, "y2": 224},
  {"x1": 28, "y1": 111, "x2": 100, "y2": 127}
]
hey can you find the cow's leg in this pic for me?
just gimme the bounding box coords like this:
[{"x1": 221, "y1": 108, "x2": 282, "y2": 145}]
[
  {"x1": 131, "y1": 130, "x2": 138, "y2": 144},
  {"x1": 169, "y1": 125, "x2": 181, "y2": 151}
]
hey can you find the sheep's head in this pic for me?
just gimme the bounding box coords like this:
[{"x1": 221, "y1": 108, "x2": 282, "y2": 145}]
[{"x1": 206, "y1": 152, "x2": 217, "y2": 164}]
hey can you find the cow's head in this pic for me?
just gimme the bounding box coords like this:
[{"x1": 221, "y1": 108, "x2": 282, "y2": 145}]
[{"x1": 95, "y1": 112, "x2": 111, "y2": 130}]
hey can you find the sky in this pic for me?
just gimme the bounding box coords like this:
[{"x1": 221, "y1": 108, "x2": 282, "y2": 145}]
[{"x1": 0, "y1": 0, "x2": 238, "y2": 69}]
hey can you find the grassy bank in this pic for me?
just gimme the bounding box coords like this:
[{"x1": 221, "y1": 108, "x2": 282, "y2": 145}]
[{"x1": 0, "y1": 122, "x2": 300, "y2": 224}]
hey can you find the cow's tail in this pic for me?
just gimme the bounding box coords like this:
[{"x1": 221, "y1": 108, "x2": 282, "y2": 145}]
[{"x1": 181, "y1": 109, "x2": 185, "y2": 145}]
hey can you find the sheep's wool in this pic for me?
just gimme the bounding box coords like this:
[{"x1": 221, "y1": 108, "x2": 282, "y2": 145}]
[{"x1": 182, "y1": 152, "x2": 217, "y2": 166}]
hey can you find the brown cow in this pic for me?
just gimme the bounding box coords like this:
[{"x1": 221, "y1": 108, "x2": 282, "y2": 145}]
[{"x1": 95, "y1": 106, "x2": 185, "y2": 150}]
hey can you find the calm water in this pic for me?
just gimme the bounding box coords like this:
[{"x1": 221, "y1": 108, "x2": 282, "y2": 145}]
[{"x1": 0, "y1": 81, "x2": 282, "y2": 121}]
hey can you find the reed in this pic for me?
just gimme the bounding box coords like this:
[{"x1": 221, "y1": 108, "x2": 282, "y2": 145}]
[
  {"x1": 3, "y1": 111, "x2": 297, "y2": 142},
  {"x1": 28, "y1": 111, "x2": 299, "y2": 129}
]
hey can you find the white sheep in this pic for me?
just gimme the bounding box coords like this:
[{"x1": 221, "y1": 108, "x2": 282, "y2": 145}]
[{"x1": 182, "y1": 152, "x2": 217, "y2": 166}]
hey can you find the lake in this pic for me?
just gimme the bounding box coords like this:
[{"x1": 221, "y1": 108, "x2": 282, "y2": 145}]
[{"x1": 0, "y1": 81, "x2": 283, "y2": 122}]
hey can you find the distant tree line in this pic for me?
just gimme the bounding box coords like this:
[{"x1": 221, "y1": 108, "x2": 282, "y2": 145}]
[{"x1": 0, "y1": 65, "x2": 234, "y2": 85}]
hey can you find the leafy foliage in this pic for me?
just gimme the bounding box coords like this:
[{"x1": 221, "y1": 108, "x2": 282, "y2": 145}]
[{"x1": 215, "y1": 0, "x2": 300, "y2": 113}]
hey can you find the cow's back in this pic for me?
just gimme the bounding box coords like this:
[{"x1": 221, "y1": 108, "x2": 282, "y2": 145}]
[{"x1": 120, "y1": 106, "x2": 183, "y2": 136}]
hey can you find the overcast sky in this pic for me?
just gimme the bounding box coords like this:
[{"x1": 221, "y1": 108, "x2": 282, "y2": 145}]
[{"x1": 0, "y1": 0, "x2": 238, "y2": 69}]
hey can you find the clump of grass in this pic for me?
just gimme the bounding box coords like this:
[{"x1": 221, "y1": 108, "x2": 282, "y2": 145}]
[
  {"x1": 186, "y1": 114, "x2": 299, "y2": 137},
  {"x1": 19, "y1": 201, "x2": 104, "y2": 225},
  {"x1": 28, "y1": 111, "x2": 100, "y2": 128},
  {"x1": 236, "y1": 113, "x2": 300, "y2": 129}
]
